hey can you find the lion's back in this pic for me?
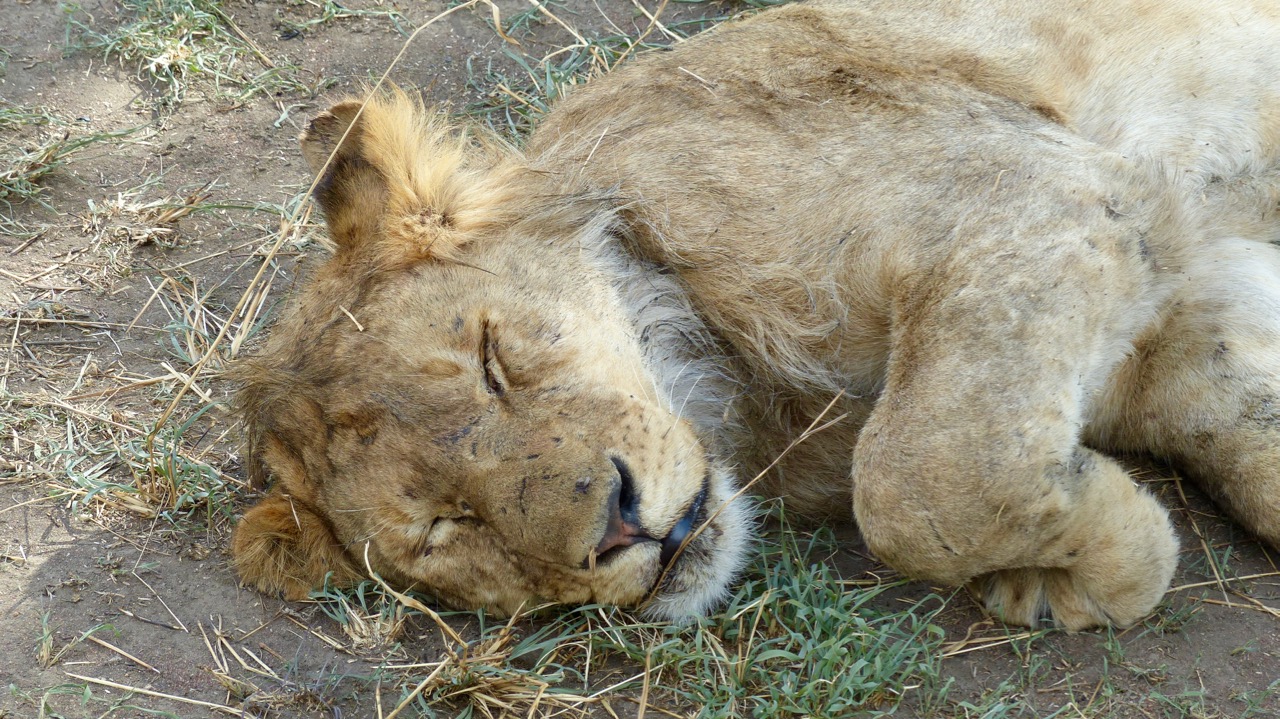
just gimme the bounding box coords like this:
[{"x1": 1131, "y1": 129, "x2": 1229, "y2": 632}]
[{"x1": 529, "y1": 0, "x2": 1187, "y2": 393}]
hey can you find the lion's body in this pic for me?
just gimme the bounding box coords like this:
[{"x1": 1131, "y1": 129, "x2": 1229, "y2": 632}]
[{"x1": 232, "y1": 0, "x2": 1280, "y2": 629}]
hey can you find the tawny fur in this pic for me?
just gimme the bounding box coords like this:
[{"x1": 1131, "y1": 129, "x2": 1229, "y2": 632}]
[{"x1": 232, "y1": 0, "x2": 1280, "y2": 630}]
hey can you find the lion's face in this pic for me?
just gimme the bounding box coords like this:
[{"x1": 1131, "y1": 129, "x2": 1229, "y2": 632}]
[{"x1": 231, "y1": 95, "x2": 749, "y2": 619}]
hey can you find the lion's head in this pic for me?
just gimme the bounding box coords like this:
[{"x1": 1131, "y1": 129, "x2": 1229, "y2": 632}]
[{"x1": 230, "y1": 93, "x2": 751, "y2": 620}]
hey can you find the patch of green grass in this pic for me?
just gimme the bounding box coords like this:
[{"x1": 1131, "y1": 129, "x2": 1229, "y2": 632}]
[
  {"x1": 463, "y1": 0, "x2": 791, "y2": 137},
  {"x1": 1234, "y1": 679, "x2": 1280, "y2": 718},
  {"x1": 0, "y1": 374, "x2": 233, "y2": 528},
  {"x1": 63, "y1": 0, "x2": 324, "y2": 106},
  {"x1": 462, "y1": 8, "x2": 698, "y2": 136},
  {"x1": 35, "y1": 614, "x2": 118, "y2": 669},
  {"x1": 0, "y1": 104, "x2": 139, "y2": 230},
  {"x1": 311, "y1": 575, "x2": 409, "y2": 652},
  {"x1": 1141, "y1": 593, "x2": 1205, "y2": 636},
  {"x1": 16, "y1": 395, "x2": 229, "y2": 525},
  {"x1": 310, "y1": 520, "x2": 950, "y2": 717},
  {"x1": 119, "y1": 416, "x2": 235, "y2": 521},
  {"x1": 275, "y1": 0, "x2": 409, "y2": 39},
  {"x1": 464, "y1": 39, "x2": 624, "y2": 138},
  {"x1": 7, "y1": 681, "x2": 185, "y2": 719}
]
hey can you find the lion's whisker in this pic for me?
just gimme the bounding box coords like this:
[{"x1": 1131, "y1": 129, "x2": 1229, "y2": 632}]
[{"x1": 662, "y1": 369, "x2": 704, "y2": 440}]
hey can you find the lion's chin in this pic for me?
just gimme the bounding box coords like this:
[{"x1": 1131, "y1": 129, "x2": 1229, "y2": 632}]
[{"x1": 639, "y1": 468, "x2": 753, "y2": 622}]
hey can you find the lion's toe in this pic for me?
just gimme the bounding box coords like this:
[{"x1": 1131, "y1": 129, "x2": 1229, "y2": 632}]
[{"x1": 970, "y1": 569, "x2": 1051, "y2": 628}]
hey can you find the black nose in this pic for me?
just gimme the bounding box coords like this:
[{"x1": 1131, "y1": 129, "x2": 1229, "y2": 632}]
[{"x1": 590, "y1": 458, "x2": 653, "y2": 560}]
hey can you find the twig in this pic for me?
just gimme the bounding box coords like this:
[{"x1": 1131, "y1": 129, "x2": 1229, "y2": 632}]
[
  {"x1": 126, "y1": 276, "x2": 171, "y2": 333},
  {"x1": 133, "y1": 573, "x2": 189, "y2": 632},
  {"x1": 384, "y1": 664, "x2": 449, "y2": 719},
  {"x1": 65, "y1": 375, "x2": 168, "y2": 401},
  {"x1": 338, "y1": 305, "x2": 365, "y2": 331},
  {"x1": 1, "y1": 314, "x2": 18, "y2": 395},
  {"x1": 85, "y1": 635, "x2": 159, "y2": 673},
  {"x1": 627, "y1": 0, "x2": 678, "y2": 51},
  {"x1": 617, "y1": 697, "x2": 685, "y2": 719},
  {"x1": 677, "y1": 66, "x2": 717, "y2": 95},
  {"x1": 0, "y1": 492, "x2": 74, "y2": 515},
  {"x1": 282, "y1": 612, "x2": 347, "y2": 651},
  {"x1": 643, "y1": 391, "x2": 849, "y2": 606},
  {"x1": 0, "y1": 317, "x2": 159, "y2": 331},
  {"x1": 1171, "y1": 474, "x2": 1230, "y2": 605},
  {"x1": 207, "y1": 4, "x2": 276, "y2": 69},
  {"x1": 8, "y1": 230, "x2": 46, "y2": 255},
  {"x1": 1168, "y1": 571, "x2": 1280, "y2": 593},
  {"x1": 494, "y1": 83, "x2": 538, "y2": 110},
  {"x1": 636, "y1": 650, "x2": 652, "y2": 719},
  {"x1": 1203, "y1": 595, "x2": 1280, "y2": 617},
  {"x1": 941, "y1": 630, "x2": 1040, "y2": 658},
  {"x1": 37, "y1": 398, "x2": 145, "y2": 436},
  {"x1": 362, "y1": 544, "x2": 466, "y2": 646},
  {"x1": 65, "y1": 673, "x2": 241, "y2": 715},
  {"x1": 118, "y1": 608, "x2": 183, "y2": 631},
  {"x1": 525, "y1": 0, "x2": 587, "y2": 45}
]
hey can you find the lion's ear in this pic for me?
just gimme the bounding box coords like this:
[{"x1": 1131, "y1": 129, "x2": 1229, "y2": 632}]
[
  {"x1": 300, "y1": 92, "x2": 519, "y2": 264},
  {"x1": 300, "y1": 100, "x2": 388, "y2": 252},
  {"x1": 239, "y1": 387, "x2": 326, "y2": 495},
  {"x1": 300, "y1": 100, "x2": 365, "y2": 175},
  {"x1": 231, "y1": 492, "x2": 361, "y2": 600}
]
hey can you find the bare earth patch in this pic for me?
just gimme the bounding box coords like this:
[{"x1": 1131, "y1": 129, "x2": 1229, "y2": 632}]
[{"x1": 1, "y1": 1, "x2": 1278, "y2": 717}]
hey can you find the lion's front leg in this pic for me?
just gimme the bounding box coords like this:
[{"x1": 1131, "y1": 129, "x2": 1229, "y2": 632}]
[
  {"x1": 850, "y1": 225, "x2": 1177, "y2": 629},
  {"x1": 857, "y1": 435, "x2": 1178, "y2": 630}
]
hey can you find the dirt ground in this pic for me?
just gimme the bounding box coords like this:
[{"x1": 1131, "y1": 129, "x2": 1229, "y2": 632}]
[{"x1": 1, "y1": 1, "x2": 1279, "y2": 717}]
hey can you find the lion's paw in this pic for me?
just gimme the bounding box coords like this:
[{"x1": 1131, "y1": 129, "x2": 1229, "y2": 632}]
[{"x1": 970, "y1": 549, "x2": 1176, "y2": 632}]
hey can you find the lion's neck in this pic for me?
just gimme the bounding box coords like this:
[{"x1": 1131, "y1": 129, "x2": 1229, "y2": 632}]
[{"x1": 576, "y1": 224, "x2": 744, "y2": 453}]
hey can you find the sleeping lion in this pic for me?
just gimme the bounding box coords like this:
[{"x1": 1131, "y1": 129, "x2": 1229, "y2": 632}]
[{"x1": 231, "y1": 0, "x2": 1280, "y2": 630}]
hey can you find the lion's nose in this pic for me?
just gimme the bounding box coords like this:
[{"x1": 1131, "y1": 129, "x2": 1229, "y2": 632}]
[{"x1": 591, "y1": 457, "x2": 654, "y2": 558}]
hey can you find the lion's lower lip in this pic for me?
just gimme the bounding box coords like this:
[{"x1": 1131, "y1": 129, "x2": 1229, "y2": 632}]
[{"x1": 659, "y1": 478, "x2": 709, "y2": 569}]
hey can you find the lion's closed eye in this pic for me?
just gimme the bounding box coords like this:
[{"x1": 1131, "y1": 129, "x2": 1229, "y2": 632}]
[
  {"x1": 413, "y1": 521, "x2": 436, "y2": 556},
  {"x1": 425, "y1": 515, "x2": 482, "y2": 547},
  {"x1": 481, "y1": 319, "x2": 508, "y2": 397}
]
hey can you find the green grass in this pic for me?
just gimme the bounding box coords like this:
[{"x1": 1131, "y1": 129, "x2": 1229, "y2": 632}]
[
  {"x1": 307, "y1": 520, "x2": 951, "y2": 717},
  {"x1": 275, "y1": 0, "x2": 409, "y2": 39},
  {"x1": 7, "y1": 682, "x2": 180, "y2": 719},
  {"x1": 463, "y1": 0, "x2": 787, "y2": 137},
  {"x1": 63, "y1": 0, "x2": 325, "y2": 106},
  {"x1": 0, "y1": 104, "x2": 140, "y2": 233},
  {"x1": 60, "y1": 0, "x2": 417, "y2": 107}
]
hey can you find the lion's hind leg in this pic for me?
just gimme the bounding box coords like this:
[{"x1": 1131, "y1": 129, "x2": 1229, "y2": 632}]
[{"x1": 1094, "y1": 237, "x2": 1280, "y2": 549}]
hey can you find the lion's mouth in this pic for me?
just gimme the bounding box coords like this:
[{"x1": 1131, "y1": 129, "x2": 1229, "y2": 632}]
[{"x1": 658, "y1": 478, "x2": 709, "y2": 570}]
